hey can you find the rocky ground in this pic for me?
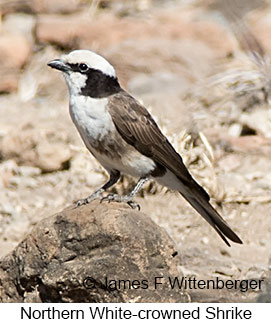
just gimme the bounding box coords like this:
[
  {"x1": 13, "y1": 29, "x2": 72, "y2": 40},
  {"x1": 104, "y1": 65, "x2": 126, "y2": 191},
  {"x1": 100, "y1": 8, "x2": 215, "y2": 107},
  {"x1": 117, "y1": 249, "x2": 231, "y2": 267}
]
[
  {"x1": 0, "y1": 0, "x2": 271, "y2": 302},
  {"x1": 0, "y1": 202, "x2": 188, "y2": 303}
]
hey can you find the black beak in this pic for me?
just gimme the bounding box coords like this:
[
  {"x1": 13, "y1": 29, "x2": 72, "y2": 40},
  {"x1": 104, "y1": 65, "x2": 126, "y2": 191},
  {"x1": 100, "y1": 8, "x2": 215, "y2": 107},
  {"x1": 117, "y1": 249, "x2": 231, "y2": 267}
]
[{"x1": 47, "y1": 59, "x2": 70, "y2": 72}]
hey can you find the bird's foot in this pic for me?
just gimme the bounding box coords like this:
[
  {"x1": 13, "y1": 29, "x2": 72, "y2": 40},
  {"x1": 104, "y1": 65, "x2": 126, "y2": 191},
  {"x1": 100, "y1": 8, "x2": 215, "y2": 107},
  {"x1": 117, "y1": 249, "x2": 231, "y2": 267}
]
[
  {"x1": 74, "y1": 197, "x2": 92, "y2": 208},
  {"x1": 74, "y1": 190, "x2": 103, "y2": 208},
  {"x1": 100, "y1": 193, "x2": 140, "y2": 210}
]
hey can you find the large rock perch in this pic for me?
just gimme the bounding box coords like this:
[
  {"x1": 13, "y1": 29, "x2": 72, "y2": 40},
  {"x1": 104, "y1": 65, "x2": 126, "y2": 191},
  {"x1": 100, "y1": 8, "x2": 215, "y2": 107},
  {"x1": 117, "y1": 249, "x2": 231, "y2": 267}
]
[{"x1": 0, "y1": 201, "x2": 187, "y2": 302}]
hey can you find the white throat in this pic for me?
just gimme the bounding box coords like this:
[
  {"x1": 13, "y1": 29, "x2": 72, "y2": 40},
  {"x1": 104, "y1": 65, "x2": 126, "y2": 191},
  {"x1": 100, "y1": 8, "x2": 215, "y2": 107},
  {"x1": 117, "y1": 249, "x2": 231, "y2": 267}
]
[
  {"x1": 64, "y1": 72, "x2": 87, "y2": 96},
  {"x1": 69, "y1": 95, "x2": 114, "y2": 145}
]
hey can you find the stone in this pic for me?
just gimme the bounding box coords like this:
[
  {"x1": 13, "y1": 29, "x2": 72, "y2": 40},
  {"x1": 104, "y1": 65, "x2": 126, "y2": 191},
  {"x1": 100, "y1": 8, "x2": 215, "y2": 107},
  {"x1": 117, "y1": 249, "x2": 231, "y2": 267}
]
[
  {"x1": 1, "y1": 0, "x2": 87, "y2": 15},
  {"x1": 128, "y1": 71, "x2": 189, "y2": 96},
  {"x1": 0, "y1": 160, "x2": 18, "y2": 189},
  {"x1": 0, "y1": 34, "x2": 31, "y2": 67},
  {"x1": 0, "y1": 126, "x2": 73, "y2": 173},
  {"x1": 0, "y1": 201, "x2": 188, "y2": 302},
  {"x1": 35, "y1": 9, "x2": 234, "y2": 57},
  {"x1": 0, "y1": 33, "x2": 31, "y2": 93},
  {"x1": 1, "y1": 13, "x2": 36, "y2": 44}
]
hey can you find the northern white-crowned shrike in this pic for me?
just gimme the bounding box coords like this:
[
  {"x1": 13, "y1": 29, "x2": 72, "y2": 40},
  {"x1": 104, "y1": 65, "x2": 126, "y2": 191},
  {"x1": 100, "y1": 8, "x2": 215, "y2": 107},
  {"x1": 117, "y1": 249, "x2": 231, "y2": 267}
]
[{"x1": 48, "y1": 50, "x2": 242, "y2": 246}]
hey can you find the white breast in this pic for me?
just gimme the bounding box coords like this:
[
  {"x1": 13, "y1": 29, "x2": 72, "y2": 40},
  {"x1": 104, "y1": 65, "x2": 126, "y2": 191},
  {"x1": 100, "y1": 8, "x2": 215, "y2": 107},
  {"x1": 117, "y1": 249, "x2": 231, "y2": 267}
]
[{"x1": 69, "y1": 95, "x2": 114, "y2": 145}]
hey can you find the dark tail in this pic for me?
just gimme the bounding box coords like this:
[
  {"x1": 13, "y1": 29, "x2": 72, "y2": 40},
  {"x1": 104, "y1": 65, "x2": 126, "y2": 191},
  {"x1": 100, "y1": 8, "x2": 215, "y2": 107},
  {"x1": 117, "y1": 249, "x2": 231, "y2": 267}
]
[{"x1": 180, "y1": 188, "x2": 243, "y2": 247}]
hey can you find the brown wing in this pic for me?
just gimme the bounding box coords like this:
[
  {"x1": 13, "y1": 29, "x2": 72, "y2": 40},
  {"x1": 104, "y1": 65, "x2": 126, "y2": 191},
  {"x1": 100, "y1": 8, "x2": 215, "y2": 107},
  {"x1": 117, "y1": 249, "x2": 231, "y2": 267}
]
[
  {"x1": 108, "y1": 90, "x2": 242, "y2": 246},
  {"x1": 108, "y1": 90, "x2": 209, "y2": 201}
]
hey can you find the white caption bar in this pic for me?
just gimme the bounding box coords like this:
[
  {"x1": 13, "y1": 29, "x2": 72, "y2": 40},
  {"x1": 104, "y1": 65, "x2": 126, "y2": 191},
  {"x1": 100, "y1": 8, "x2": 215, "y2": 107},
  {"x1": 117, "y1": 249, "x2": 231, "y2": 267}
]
[{"x1": 0, "y1": 303, "x2": 269, "y2": 322}]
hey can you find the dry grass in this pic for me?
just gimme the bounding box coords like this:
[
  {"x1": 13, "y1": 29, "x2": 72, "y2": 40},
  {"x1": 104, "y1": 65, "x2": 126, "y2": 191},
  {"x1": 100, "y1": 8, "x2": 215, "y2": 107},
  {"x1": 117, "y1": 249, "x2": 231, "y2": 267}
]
[{"x1": 208, "y1": 53, "x2": 271, "y2": 110}]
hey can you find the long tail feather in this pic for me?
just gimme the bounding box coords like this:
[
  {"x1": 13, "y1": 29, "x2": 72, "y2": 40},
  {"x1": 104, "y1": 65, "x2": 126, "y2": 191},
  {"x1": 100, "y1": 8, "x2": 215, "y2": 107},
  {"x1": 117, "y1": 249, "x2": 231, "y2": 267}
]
[{"x1": 180, "y1": 192, "x2": 243, "y2": 246}]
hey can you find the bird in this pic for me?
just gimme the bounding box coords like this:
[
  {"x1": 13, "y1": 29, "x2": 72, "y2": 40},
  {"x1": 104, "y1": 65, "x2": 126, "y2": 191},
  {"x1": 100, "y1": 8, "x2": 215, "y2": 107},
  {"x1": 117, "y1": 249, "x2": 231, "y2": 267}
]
[{"x1": 48, "y1": 49, "x2": 242, "y2": 247}]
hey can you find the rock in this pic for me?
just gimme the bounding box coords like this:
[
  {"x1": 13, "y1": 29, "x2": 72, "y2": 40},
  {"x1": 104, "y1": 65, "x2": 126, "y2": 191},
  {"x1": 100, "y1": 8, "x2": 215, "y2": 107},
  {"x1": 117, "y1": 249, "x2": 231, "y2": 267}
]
[
  {"x1": 1, "y1": 0, "x2": 87, "y2": 15},
  {"x1": 0, "y1": 125, "x2": 73, "y2": 173},
  {"x1": 1, "y1": 13, "x2": 36, "y2": 44},
  {"x1": 251, "y1": 12, "x2": 271, "y2": 55},
  {"x1": 0, "y1": 201, "x2": 188, "y2": 302},
  {"x1": 207, "y1": 0, "x2": 266, "y2": 21},
  {"x1": 0, "y1": 33, "x2": 31, "y2": 93},
  {"x1": 240, "y1": 109, "x2": 271, "y2": 137},
  {"x1": 0, "y1": 159, "x2": 18, "y2": 189},
  {"x1": 224, "y1": 135, "x2": 271, "y2": 155},
  {"x1": 107, "y1": 38, "x2": 215, "y2": 88},
  {"x1": 128, "y1": 71, "x2": 188, "y2": 96},
  {"x1": 35, "y1": 12, "x2": 137, "y2": 50},
  {"x1": 35, "y1": 9, "x2": 234, "y2": 57},
  {"x1": 0, "y1": 34, "x2": 31, "y2": 68}
]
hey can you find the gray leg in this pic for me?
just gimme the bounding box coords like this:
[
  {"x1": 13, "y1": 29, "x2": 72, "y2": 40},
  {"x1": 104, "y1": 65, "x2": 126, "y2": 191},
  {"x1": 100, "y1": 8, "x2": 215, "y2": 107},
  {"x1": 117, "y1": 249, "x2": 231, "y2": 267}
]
[
  {"x1": 75, "y1": 170, "x2": 120, "y2": 208},
  {"x1": 101, "y1": 176, "x2": 149, "y2": 210}
]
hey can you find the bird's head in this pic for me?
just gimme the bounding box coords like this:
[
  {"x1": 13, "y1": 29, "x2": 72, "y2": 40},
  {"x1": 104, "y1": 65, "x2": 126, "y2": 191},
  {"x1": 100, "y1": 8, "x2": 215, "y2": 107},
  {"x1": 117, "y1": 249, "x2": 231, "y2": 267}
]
[{"x1": 48, "y1": 50, "x2": 120, "y2": 98}]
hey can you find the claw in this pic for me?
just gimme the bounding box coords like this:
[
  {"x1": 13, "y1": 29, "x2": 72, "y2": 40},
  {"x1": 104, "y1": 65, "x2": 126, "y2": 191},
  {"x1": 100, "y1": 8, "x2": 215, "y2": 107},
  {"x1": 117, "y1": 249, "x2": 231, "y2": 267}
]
[
  {"x1": 74, "y1": 197, "x2": 90, "y2": 208},
  {"x1": 100, "y1": 193, "x2": 141, "y2": 210},
  {"x1": 127, "y1": 200, "x2": 141, "y2": 210},
  {"x1": 74, "y1": 189, "x2": 104, "y2": 208}
]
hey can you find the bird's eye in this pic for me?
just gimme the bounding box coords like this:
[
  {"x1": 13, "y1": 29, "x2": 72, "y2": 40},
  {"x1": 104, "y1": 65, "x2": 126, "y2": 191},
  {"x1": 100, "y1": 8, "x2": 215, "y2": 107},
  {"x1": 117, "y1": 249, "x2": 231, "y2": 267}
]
[{"x1": 78, "y1": 63, "x2": 89, "y2": 72}]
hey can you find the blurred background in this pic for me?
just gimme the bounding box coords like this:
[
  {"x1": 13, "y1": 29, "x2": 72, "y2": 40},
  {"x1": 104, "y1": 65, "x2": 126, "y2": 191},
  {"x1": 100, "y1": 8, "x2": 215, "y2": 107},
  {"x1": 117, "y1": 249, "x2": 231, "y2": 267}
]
[{"x1": 0, "y1": 0, "x2": 271, "y2": 301}]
